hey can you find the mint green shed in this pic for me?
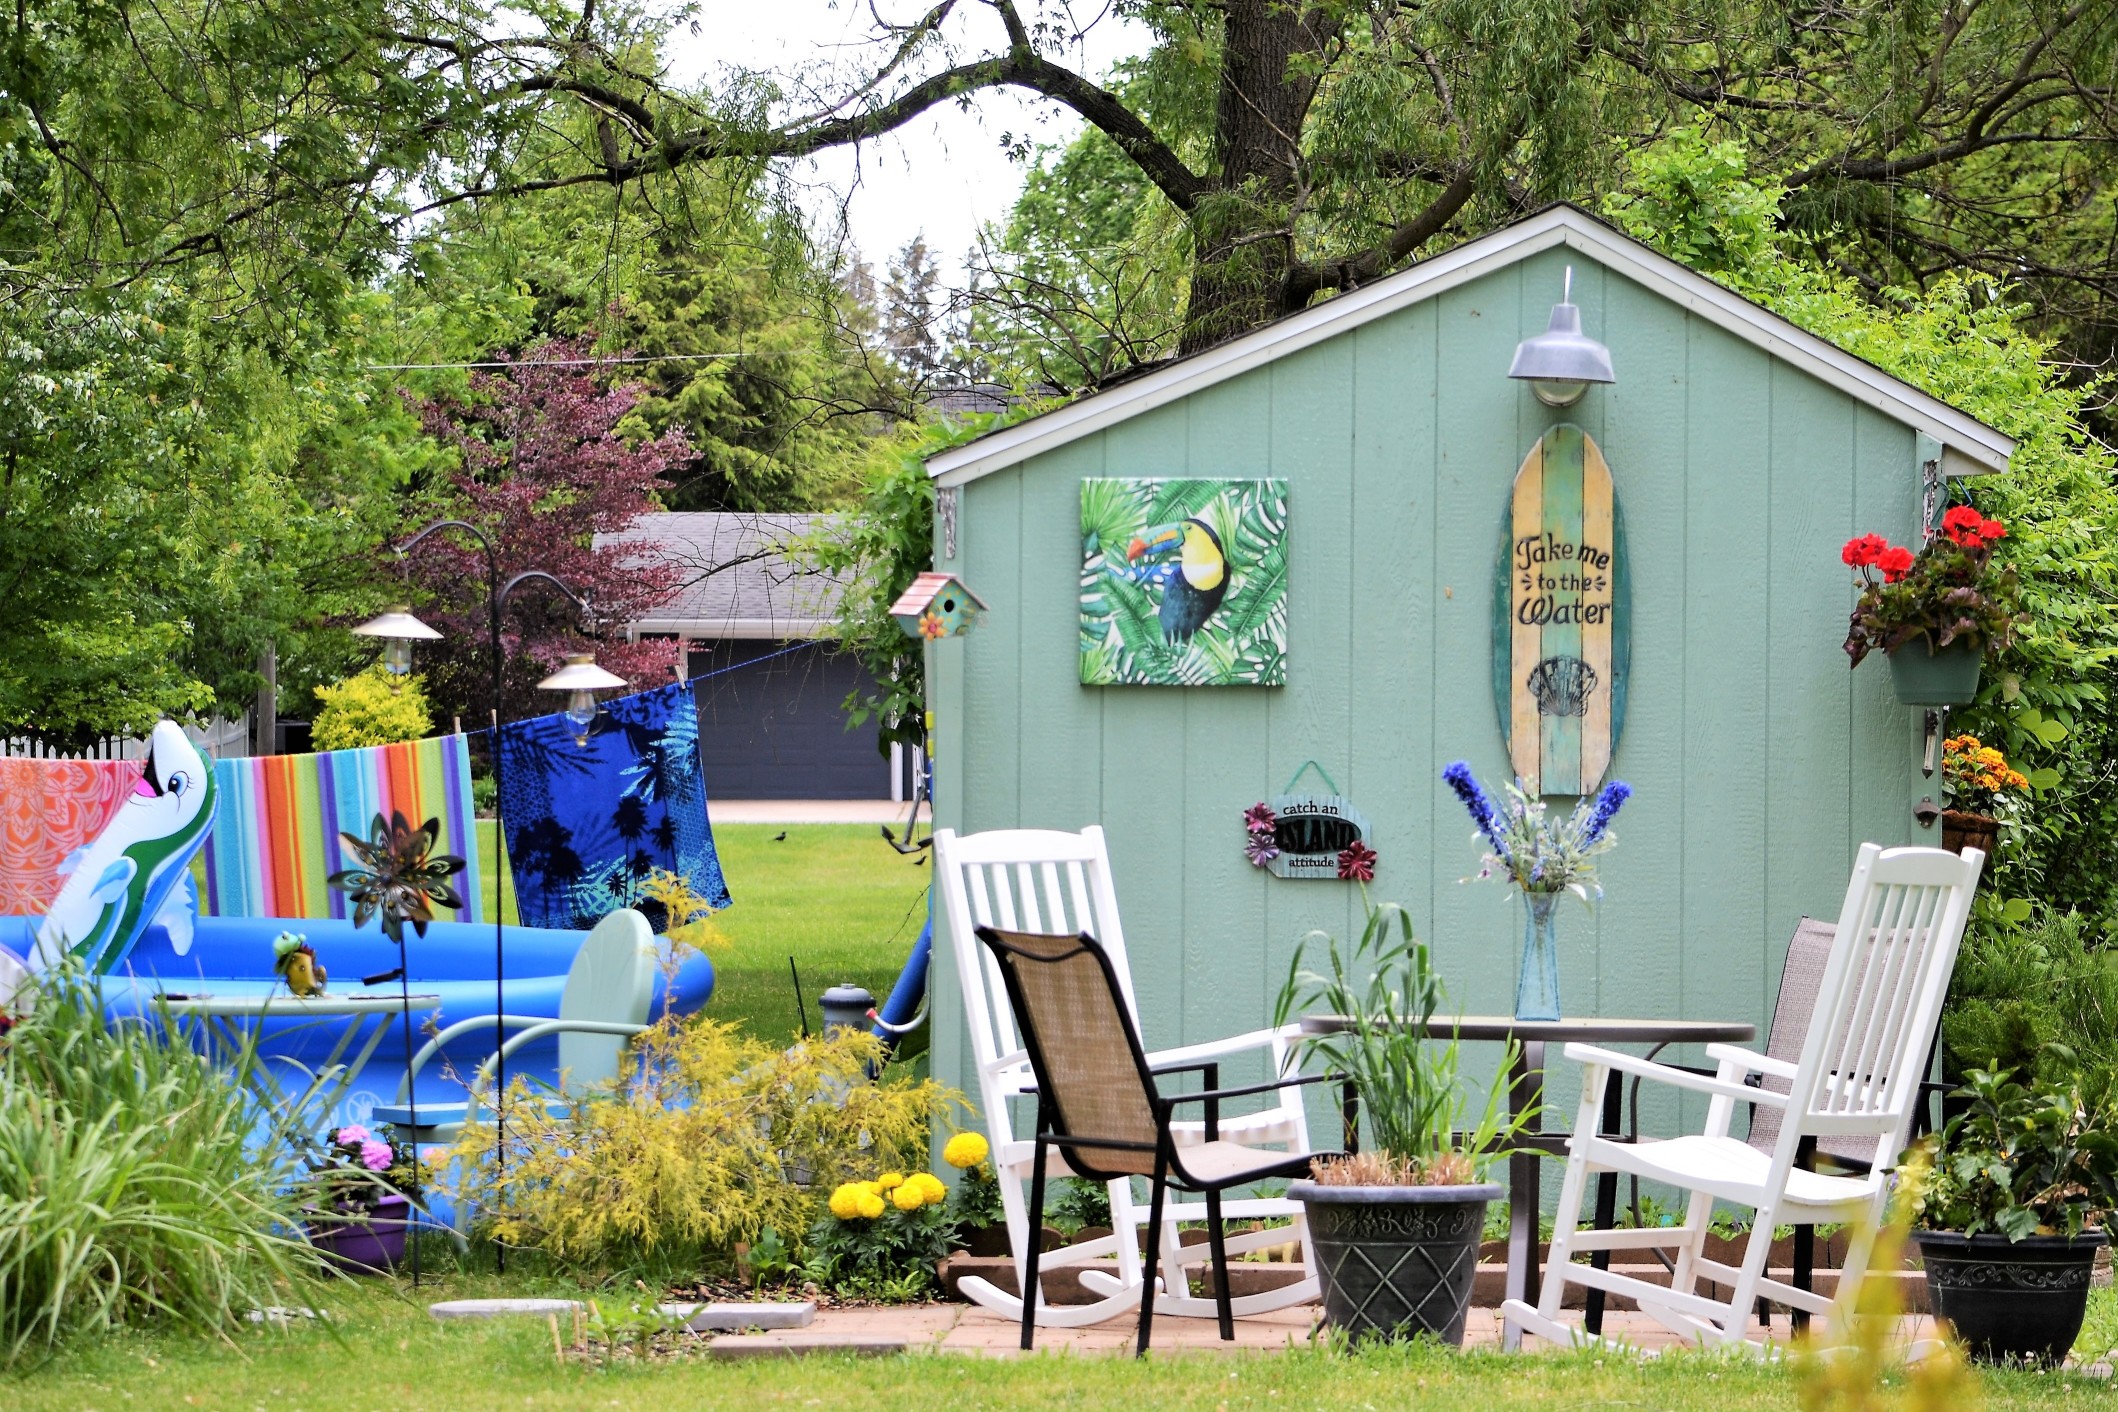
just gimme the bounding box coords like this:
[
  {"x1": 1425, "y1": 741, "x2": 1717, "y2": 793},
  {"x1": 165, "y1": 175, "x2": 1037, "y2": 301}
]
[{"x1": 920, "y1": 205, "x2": 2014, "y2": 1140}]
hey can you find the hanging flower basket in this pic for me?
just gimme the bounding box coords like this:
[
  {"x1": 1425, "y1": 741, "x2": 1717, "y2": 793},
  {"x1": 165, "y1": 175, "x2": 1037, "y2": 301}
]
[
  {"x1": 1886, "y1": 638, "x2": 1984, "y2": 707},
  {"x1": 1841, "y1": 509, "x2": 2020, "y2": 706}
]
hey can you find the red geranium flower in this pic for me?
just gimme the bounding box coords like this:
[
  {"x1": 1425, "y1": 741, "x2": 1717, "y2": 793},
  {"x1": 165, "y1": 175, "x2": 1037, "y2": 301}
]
[
  {"x1": 1979, "y1": 518, "x2": 2005, "y2": 542},
  {"x1": 1841, "y1": 533, "x2": 1888, "y2": 568},
  {"x1": 1941, "y1": 505, "x2": 1983, "y2": 533},
  {"x1": 1878, "y1": 545, "x2": 1916, "y2": 582}
]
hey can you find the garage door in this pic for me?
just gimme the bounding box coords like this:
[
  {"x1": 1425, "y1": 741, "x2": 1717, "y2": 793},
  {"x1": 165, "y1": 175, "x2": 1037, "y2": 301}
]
[{"x1": 688, "y1": 641, "x2": 888, "y2": 799}]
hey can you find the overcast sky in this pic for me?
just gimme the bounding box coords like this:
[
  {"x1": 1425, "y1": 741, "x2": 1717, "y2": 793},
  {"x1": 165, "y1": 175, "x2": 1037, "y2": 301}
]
[{"x1": 664, "y1": 5, "x2": 1149, "y2": 280}]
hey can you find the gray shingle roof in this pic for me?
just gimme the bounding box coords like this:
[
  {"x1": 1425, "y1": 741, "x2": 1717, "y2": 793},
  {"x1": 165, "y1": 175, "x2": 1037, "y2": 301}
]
[{"x1": 593, "y1": 512, "x2": 849, "y2": 640}]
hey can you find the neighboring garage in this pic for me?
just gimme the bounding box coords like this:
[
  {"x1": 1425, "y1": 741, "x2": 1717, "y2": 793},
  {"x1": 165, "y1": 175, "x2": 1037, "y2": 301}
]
[{"x1": 596, "y1": 512, "x2": 898, "y2": 800}]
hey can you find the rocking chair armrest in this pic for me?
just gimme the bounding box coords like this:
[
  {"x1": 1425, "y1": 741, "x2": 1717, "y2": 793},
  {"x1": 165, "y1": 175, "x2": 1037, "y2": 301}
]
[
  {"x1": 1144, "y1": 1025, "x2": 1301, "y2": 1068},
  {"x1": 1564, "y1": 1043, "x2": 1791, "y2": 1109},
  {"x1": 1705, "y1": 1044, "x2": 1799, "y2": 1081}
]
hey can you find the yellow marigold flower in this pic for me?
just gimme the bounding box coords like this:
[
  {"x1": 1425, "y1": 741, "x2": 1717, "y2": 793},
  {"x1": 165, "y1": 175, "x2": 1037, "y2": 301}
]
[
  {"x1": 943, "y1": 1132, "x2": 990, "y2": 1169},
  {"x1": 892, "y1": 1182, "x2": 927, "y2": 1212},
  {"x1": 877, "y1": 1171, "x2": 906, "y2": 1191},
  {"x1": 829, "y1": 1183, "x2": 865, "y2": 1221},
  {"x1": 856, "y1": 1190, "x2": 887, "y2": 1220},
  {"x1": 859, "y1": 1180, "x2": 883, "y2": 1196},
  {"x1": 912, "y1": 1172, "x2": 949, "y2": 1205}
]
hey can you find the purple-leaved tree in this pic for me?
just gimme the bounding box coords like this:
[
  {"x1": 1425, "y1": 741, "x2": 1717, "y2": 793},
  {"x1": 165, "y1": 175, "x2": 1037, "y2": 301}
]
[{"x1": 402, "y1": 337, "x2": 686, "y2": 726}]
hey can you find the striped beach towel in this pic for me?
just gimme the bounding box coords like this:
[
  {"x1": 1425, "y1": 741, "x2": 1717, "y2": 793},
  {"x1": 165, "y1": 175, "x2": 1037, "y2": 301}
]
[{"x1": 204, "y1": 736, "x2": 483, "y2": 921}]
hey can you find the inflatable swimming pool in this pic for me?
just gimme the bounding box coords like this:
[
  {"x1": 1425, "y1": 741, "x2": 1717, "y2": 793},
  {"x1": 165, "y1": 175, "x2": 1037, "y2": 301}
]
[{"x1": 0, "y1": 912, "x2": 715, "y2": 1127}]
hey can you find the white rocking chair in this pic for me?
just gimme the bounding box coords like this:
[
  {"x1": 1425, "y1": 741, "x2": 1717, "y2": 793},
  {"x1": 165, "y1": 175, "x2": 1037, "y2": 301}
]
[
  {"x1": 1502, "y1": 842, "x2": 1984, "y2": 1353},
  {"x1": 935, "y1": 825, "x2": 1319, "y2": 1328}
]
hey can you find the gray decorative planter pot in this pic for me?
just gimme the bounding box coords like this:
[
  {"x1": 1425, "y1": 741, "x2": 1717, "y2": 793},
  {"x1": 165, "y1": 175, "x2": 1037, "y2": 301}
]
[
  {"x1": 1886, "y1": 639, "x2": 1983, "y2": 707},
  {"x1": 1914, "y1": 1228, "x2": 2106, "y2": 1366},
  {"x1": 1288, "y1": 1180, "x2": 1501, "y2": 1345}
]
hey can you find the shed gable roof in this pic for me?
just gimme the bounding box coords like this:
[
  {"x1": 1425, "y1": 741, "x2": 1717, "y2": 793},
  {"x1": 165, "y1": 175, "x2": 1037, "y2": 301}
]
[{"x1": 926, "y1": 205, "x2": 2014, "y2": 487}]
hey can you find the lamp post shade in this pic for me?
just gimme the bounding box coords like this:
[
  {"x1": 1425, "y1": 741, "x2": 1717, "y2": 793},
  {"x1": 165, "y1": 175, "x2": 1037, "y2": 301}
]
[
  {"x1": 350, "y1": 605, "x2": 443, "y2": 676},
  {"x1": 1507, "y1": 267, "x2": 1615, "y2": 407},
  {"x1": 537, "y1": 654, "x2": 627, "y2": 736}
]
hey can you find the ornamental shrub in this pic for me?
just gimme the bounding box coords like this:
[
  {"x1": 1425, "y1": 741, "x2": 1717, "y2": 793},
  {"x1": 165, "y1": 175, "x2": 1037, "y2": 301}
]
[
  {"x1": 310, "y1": 665, "x2": 432, "y2": 750},
  {"x1": 449, "y1": 1016, "x2": 959, "y2": 1274}
]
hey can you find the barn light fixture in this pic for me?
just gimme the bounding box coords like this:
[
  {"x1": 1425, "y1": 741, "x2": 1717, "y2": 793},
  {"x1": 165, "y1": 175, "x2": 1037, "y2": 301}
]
[
  {"x1": 350, "y1": 605, "x2": 442, "y2": 681},
  {"x1": 537, "y1": 654, "x2": 627, "y2": 741},
  {"x1": 1508, "y1": 266, "x2": 1616, "y2": 407}
]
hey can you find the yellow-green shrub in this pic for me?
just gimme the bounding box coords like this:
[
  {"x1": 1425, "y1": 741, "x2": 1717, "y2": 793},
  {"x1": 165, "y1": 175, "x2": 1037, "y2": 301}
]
[
  {"x1": 448, "y1": 1017, "x2": 958, "y2": 1272},
  {"x1": 311, "y1": 666, "x2": 431, "y2": 750}
]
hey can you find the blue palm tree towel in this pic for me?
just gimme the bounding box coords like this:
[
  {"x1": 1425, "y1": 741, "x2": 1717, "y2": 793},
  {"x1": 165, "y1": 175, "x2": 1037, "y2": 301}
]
[{"x1": 495, "y1": 680, "x2": 732, "y2": 932}]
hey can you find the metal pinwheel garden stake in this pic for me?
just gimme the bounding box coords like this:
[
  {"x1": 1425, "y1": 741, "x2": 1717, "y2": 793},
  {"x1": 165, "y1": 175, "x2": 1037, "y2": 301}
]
[
  {"x1": 329, "y1": 811, "x2": 466, "y2": 944},
  {"x1": 326, "y1": 810, "x2": 465, "y2": 1286}
]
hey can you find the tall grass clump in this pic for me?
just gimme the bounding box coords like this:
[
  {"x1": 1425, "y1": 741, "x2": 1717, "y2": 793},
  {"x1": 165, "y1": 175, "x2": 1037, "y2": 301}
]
[{"x1": 0, "y1": 965, "x2": 319, "y2": 1366}]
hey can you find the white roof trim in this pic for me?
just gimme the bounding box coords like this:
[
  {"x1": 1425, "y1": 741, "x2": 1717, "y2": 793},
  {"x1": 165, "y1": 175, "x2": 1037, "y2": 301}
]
[
  {"x1": 628, "y1": 617, "x2": 832, "y2": 641},
  {"x1": 926, "y1": 206, "x2": 2015, "y2": 487}
]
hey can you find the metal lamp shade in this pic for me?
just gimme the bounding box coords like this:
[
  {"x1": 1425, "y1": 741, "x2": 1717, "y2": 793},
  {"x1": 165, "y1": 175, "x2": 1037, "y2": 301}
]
[
  {"x1": 537, "y1": 654, "x2": 627, "y2": 734},
  {"x1": 350, "y1": 606, "x2": 442, "y2": 678},
  {"x1": 1508, "y1": 284, "x2": 1615, "y2": 407}
]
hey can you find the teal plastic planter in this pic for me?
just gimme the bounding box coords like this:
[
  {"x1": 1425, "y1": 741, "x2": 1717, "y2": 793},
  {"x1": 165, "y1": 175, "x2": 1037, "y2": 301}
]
[{"x1": 1887, "y1": 639, "x2": 1983, "y2": 707}]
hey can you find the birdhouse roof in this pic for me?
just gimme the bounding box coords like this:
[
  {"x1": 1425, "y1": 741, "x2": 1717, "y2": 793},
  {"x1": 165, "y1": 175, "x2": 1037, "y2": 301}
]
[
  {"x1": 924, "y1": 203, "x2": 2014, "y2": 488},
  {"x1": 889, "y1": 572, "x2": 988, "y2": 617}
]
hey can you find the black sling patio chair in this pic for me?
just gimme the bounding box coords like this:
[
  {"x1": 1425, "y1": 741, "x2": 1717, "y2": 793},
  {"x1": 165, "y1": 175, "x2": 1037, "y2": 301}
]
[{"x1": 973, "y1": 925, "x2": 1340, "y2": 1355}]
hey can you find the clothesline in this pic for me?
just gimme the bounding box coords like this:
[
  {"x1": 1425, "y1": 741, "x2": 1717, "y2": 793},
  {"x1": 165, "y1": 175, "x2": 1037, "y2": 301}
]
[{"x1": 455, "y1": 638, "x2": 829, "y2": 740}]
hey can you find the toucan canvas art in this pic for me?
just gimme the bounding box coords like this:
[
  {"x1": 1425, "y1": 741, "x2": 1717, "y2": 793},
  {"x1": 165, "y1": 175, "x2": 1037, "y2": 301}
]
[{"x1": 1079, "y1": 477, "x2": 1289, "y2": 686}]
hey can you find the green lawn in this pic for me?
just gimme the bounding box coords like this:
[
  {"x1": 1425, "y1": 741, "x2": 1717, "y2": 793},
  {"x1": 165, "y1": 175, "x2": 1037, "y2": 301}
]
[
  {"x1": 473, "y1": 820, "x2": 930, "y2": 1042},
  {"x1": 11, "y1": 1273, "x2": 2112, "y2": 1412}
]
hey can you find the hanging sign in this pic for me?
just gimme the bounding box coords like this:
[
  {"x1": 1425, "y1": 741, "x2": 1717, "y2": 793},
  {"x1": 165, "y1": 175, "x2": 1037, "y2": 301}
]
[
  {"x1": 1242, "y1": 762, "x2": 1375, "y2": 881},
  {"x1": 1491, "y1": 425, "x2": 1630, "y2": 797}
]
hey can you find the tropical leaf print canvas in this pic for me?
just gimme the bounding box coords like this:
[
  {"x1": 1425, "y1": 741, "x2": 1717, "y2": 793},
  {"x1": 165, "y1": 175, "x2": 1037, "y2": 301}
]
[{"x1": 1079, "y1": 478, "x2": 1288, "y2": 686}]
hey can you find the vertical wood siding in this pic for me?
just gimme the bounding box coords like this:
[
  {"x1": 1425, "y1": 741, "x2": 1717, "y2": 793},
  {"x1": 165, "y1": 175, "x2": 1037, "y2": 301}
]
[{"x1": 930, "y1": 246, "x2": 1925, "y2": 1152}]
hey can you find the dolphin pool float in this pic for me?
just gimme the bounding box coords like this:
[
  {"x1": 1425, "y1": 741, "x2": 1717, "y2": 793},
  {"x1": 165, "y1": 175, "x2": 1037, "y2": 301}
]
[{"x1": 32, "y1": 720, "x2": 215, "y2": 975}]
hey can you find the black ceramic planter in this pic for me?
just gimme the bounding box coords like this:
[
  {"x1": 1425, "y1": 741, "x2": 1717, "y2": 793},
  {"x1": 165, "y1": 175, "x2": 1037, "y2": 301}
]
[
  {"x1": 1914, "y1": 1228, "x2": 2106, "y2": 1366},
  {"x1": 1288, "y1": 1180, "x2": 1501, "y2": 1345}
]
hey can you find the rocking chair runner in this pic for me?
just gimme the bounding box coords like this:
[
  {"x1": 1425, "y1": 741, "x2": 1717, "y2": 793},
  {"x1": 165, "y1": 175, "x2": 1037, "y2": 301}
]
[
  {"x1": 975, "y1": 926, "x2": 1338, "y2": 1354},
  {"x1": 1503, "y1": 842, "x2": 1984, "y2": 1353},
  {"x1": 935, "y1": 826, "x2": 1321, "y2": 1328}
]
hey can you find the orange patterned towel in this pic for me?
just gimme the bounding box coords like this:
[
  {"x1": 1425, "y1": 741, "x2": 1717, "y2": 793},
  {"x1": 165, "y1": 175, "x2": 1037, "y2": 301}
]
[{"x1": 0, "y1": 757, "x2": 146, "y2": 916}]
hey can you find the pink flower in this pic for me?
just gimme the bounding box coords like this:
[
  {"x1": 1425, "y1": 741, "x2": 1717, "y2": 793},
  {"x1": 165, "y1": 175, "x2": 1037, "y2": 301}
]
[
  {"x1": 1242, "y1": 802, "x2": 1277, "y2": 833},
  {"x1": 359, "y1": 1140, "x2": 395, "y2": 1172},
  {"x1": 335, "y1": 1125, "x2": 371, "y2": 1145},
  {"x1": 1336, "y1": 840, "x2": 1378, "y2": 882}
]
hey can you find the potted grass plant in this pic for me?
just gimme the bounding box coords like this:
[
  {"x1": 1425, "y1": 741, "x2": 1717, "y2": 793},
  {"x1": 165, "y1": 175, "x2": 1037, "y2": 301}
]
[
  {"x1": 1911, "y1": 1056, "x2": 2116, "y2": 1366},
  {"x1": 1272, "y1": 900, "x2": 1531, "y2": 1345},
  {"x1": 1840, "y1": 507, "x2": 2023, "y2": 707}
]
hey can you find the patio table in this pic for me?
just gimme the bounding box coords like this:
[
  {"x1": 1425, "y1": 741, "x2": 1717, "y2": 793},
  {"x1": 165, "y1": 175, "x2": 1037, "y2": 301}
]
[
  {"x1": 1299, "y1": 1013, "x2": 1755, "y2": 1349},
  {"x1": 146, "y1": 988, "x2": 442, "y2": 1127}
]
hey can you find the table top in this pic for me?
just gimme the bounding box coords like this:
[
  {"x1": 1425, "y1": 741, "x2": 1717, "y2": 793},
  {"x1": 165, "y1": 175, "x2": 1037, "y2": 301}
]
[
  {"x1": 150, "y1": 991, "x2": 443, "y2": 1017},
  {"x1": 1298, "y1": 1013, "x2": 1755, "y2": 1045}
]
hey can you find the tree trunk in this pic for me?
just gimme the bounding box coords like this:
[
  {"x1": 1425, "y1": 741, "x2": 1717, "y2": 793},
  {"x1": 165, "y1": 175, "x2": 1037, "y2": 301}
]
[{"x1": 1178, "y1": 1, "x2": 1333, "y2": 355}]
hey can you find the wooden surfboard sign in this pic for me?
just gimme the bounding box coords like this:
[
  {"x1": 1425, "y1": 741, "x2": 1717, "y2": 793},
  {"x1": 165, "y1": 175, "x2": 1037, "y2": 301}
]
[{"x1": 1490, "y1": 425, "x2": 1630, "y2": 798}]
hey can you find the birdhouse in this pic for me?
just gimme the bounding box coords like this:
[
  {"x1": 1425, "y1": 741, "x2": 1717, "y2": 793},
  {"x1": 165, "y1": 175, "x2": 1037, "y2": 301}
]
[{"x1": 890, "y1": 572, "x2": 987, "y2": 640}]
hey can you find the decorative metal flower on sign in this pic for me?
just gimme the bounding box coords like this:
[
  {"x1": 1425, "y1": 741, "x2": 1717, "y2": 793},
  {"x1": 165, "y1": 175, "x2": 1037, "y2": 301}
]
[{"x1": 328, "y1": 811, "x2": 467, "y2": 943}]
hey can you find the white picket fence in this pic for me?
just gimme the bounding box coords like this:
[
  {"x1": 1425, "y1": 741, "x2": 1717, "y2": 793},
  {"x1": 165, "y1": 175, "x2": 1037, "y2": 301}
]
[{"x1": 1, "y1": 715, "x2": 252, "y2": 761}]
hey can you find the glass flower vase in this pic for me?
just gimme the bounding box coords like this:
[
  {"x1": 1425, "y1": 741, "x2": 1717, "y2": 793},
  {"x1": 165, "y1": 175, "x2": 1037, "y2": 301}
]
[{"x1": 1515, "y1": 891, "x2": 1563, "y2": 1022}]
